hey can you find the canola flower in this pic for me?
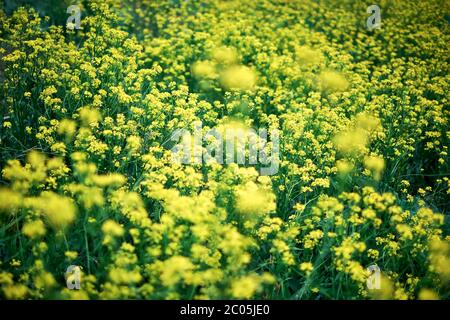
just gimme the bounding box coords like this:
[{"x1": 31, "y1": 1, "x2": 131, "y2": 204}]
[
  {"x1": 0, "y1": 0, "x2": 448, "y2": 300},
  {"x1": 220, "y1": 65, "x2": 257, "y2": 91}
]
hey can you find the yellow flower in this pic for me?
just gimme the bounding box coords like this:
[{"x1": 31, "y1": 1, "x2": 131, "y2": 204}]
[
  {"x1": 22, "y1": 220, "x2": 46, "y2": 238},
  {"x1": 220, "y1": 65, "x2": 257, "y2": 91},
  {"x1": 0, "y1": 188, "x2": 22, "y2": 213},
  {"x1": 299, "y1": 262, "x2": 314, "y2": 276},
  {"x1": 58, "y1": 119, "x2": 77, "y2": 139},
  {"x1": 368, "y1": 274, "x2": 394, "y2": 300},
  {"x1": 211, "y1": 46, "x2": 238, "y2": 65},
  {"x1": 126, "y1": 135, "x2": 141, "y2": 155},
  {"x1": 333, "y1": 128, "x2": 368, "y2": 155},
  {"x1": 25, "y1": 192, "x2": 76, "y2": 229},
  {"x1": 428, "y1": 238, "x2": 450, "y2": 282},
  {"x1": 396, "y1": 224, "x2": 413, "y2": 240},
  {"x1": 336, "y1": 159, "x2": 354, "y2": 175},
  {"x1": 102, "y1": 220, "x2": 124, "y2": 237},
  {"x1": 79, "y1": 107, "x2": 102, "y2": 127},
  {"x1": 295, "y1": 45, "x2": 323, "y2": 66},
  {"x1": 34, "y1": 271, "x2": 56, "y2": 289},
  {"x1": 364, "y1": 155, "x2": 385, "y2": 181},
  {"x1": 3, "y1": 284, "x2": 28, "y2": 299},
  {"x1": 10, "y1": 259, "x2": 21, "y2": 267},
  {"x1": 355, "y1": 113, "x2": 381, "y2": 132},
  {"x1": 303, "y1": 230, "x2": 324, "y2": 249},
  {"x1": 51, "y1": 142, "x2": 67, "y2": 155},
  {"x1": 91, "y1": 173, "x2": 126, "y2": 187},
  {"x1": 65, "y1": 251, "x2": 78, "y2": 260},
  {"x1": 367, "y1": 249, "x2": 379, "y2": 259},
  {"x1": 192, "y1": 60, "x2": 217, "y2": 79},
  {"x1": 160, "y1": 256, "x2": 195, "y2": 287},
  {"x1": 293, "y1": 203, "x2": 306, "y2": 212},
  {"x1": 235, "y1": 181, "x2": 276, "y2": 218},
  {"x1": 231, "y1": 275, "x2": 261, "y2": 299},
  {"x1": 318, "y1": 70, "x2": 349, "y2": 92},
  {"x1": 418, "y1": 288, "x2": 439, "y2": 300}
]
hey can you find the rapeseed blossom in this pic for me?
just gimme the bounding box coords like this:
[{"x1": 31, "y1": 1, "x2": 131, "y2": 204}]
[{"x1": 0, "y1": 0, "x2": 448, "y2": 301}]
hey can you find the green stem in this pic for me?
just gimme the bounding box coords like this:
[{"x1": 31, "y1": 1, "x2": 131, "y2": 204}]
[{"x1": 84, "y1": 217, "x2": 91, "y2": 274}]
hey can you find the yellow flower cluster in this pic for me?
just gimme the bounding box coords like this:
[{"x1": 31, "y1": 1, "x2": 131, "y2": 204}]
[{"x1": 0, "y1": 0, "x2": 448, "y2": 300}]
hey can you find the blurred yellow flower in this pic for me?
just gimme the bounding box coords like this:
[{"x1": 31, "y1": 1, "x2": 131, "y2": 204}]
[{"x1": 220, "y1": 65, "x2": 257, "y2": 91}]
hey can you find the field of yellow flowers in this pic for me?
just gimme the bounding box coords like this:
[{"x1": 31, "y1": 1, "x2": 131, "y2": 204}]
[{"x1": 0, "y1": 0, "x2": 449, "y2": 300}]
